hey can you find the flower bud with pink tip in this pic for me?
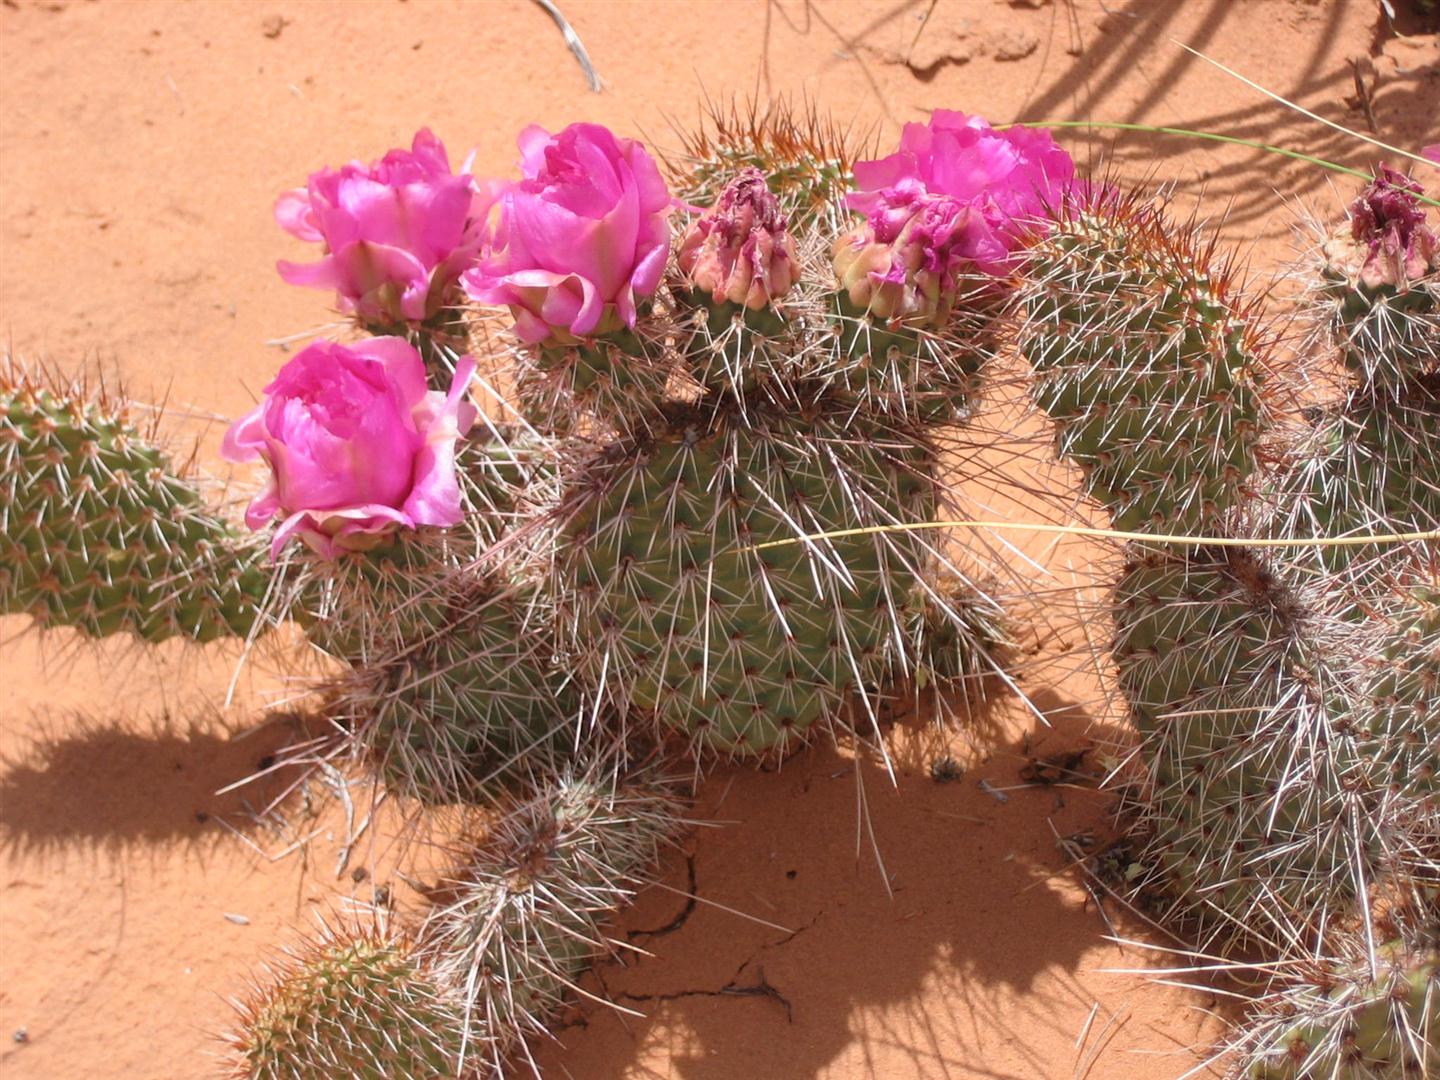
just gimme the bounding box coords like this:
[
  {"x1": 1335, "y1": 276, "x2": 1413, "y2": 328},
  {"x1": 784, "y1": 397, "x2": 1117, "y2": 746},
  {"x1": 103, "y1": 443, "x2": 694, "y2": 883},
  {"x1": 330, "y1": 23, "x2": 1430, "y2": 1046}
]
[
  {"x1": 1322, "y1": 165, "x2": 1439, "y2": 290},
  {"x1": 677, "y1": 169, "x2": 798, "y2": 310},
  {"x1": 462, "y1": 123, "x2": 674, "y2": 344},
  {"x1": 224, "y1": 338, "x2": 476, "y2": 559},
  {"x1": 833, "y1": 180, "x2": 994, "y2": 326},
  {"x1": 275, "y1": 130, "x2": 488, "y2": 329}
]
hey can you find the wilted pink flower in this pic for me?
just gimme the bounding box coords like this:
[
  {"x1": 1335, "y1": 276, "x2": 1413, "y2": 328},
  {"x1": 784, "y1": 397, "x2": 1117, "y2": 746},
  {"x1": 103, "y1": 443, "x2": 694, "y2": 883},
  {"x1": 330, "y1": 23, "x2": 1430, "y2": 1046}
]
[
  {"x1": 834, "y1": 182, "x2": 994, "y2": 325},
  {"x1": 224, "y1": 338, "x2": 477, "y2": 559},
  {"x1": 677, "y1": 168, "x2": 798, "y2": 309},
  {"x1": 1322, "y1": 165, "x2": 1439, "y2": 290},
  {"x1": 275, "y1": 129, "x2": 487, "y2": 327},
  {"x1": 1422, "y1": 145, "x2": 1440, "y2": 165},
  {"x1": 461, "y1": 123, "x2": 674, "y2": 344},
  {"x1": 848, "y1": 111, "x2": 1075, "y2": 274}
]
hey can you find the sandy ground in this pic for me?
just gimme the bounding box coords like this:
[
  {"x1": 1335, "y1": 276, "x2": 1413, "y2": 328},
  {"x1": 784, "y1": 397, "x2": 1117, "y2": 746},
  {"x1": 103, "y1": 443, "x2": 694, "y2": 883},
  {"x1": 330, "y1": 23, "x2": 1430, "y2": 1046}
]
[{"x1": 2, "y1": 1, "x2": 1437, "y2": 1078}]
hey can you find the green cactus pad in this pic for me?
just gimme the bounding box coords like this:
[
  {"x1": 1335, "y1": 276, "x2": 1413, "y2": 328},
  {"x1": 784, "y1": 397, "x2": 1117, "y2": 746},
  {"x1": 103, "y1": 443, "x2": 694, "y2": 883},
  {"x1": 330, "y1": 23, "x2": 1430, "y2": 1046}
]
[
  {"x1": 1020, "y1": 198, "x2": 1270, "y2": 532},
  {"x1": 1320, "y1": 268, "x2": 1439, "y2": 387},
  {"x1": 1241, "y1": 939, "x2": 1438, "y2": 1080},
  {"x1": 558, "y1": 409, "x2": 938, "y2": 754},
  {"x1": 341, "y1": 582, "x2": 577, "y2": 806},
  {"x1": 1275, "y1": 373, "x2": 1440, "y2": 593},
  {"x1": 1112, "y1": 549, "x2": 1437, "y2": 947},
  {"x1": 230, "y1": 926, "x2": 464, "y2": 1080},
  {"x1": 1, "y1": 372, "x2": 266, "y2": 643}
]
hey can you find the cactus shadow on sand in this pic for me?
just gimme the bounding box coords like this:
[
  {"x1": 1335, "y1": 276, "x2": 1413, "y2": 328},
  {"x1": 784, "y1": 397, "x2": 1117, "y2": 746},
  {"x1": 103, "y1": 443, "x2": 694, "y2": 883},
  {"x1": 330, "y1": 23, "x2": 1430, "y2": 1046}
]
[
  {"x1": 531, "y1": 686, "x2": 1225, "y2": 1080},
  {"x1": 0, "y1": 708, "x2": 308, "y2": 861}
]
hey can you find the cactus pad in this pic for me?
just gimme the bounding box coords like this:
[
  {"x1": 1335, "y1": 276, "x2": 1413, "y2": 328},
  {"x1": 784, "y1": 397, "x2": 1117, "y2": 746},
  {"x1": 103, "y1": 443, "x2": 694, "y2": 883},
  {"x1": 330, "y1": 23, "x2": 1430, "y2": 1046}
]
[{"x1": 1, "y1": 369, "x2": 266, "y2": 642}]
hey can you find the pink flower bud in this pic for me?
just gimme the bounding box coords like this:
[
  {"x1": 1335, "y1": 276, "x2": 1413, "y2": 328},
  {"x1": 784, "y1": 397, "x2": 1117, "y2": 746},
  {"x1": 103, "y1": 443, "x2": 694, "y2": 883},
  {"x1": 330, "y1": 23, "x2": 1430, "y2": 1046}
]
[
  {"x1": 462, "y1": 123, "x2": 675, "y2": 344},
  {"x1": 275, "y1": 130, "x2": 488, "y2": 328},
  {"x1": 1322, "y1": 165, "x2": 1439, "y2": 290},
  {"x1": 223, "y1": 338, "x2": 476, "y2": 559},
  {"x1": 677, "y1": 169, "x2": 798, "y2": 309},
  {"x1": 833, "y1": 180, "x2": 997, "y2": 325}
]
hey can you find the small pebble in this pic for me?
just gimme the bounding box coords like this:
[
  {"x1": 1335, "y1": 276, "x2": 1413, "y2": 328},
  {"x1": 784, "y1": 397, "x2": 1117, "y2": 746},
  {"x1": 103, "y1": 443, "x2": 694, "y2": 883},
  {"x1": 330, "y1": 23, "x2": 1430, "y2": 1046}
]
[
  {"x1": 224, "y1": 912, "x2": 251, "y2": 926},
  {"x1": 13, "y1": 1028, "x2": 28, "y2": 1044}
]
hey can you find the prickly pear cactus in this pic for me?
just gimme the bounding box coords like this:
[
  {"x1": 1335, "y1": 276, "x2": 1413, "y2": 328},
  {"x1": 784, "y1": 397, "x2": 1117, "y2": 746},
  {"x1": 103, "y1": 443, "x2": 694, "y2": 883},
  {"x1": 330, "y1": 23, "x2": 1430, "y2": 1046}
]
[
  {"x1": 1109, "y1": 546, "x2": 1403, "y2": 944},
  {"x1": 228, "y1": 922, "x2": 466, "y2": 1080},
  {"x1": 1, "y1": 367, "x2": 267, "y2": 642},
  {"x1": 1015, "y1": 189, "x2": 1434, "y2": 951}
]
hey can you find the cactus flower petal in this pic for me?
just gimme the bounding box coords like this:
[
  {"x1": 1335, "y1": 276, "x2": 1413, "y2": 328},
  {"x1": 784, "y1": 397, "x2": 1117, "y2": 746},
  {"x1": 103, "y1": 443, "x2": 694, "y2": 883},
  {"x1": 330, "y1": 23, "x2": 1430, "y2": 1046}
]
[{"x1": 678, "y1": 168, "x2": 799, "y2": 310}]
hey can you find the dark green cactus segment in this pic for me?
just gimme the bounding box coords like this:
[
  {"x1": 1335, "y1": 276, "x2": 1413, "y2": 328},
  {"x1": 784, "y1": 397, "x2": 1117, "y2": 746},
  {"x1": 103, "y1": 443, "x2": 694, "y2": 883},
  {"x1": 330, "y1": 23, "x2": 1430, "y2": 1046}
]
[
  {"x1": 559, "y1": 411, "x2": 938, "y2": 754},
  {"x1": 1, "y1": 376, "x2": 267, "y2": 642},
  {"x1": 828, "y1": 296, "x2": 992, "y2": 424},
  {"x1": 422, "y1": 767, "x2": 681, "y2": 1069},
  {"x1": 344, "y1": 583, "x2": 578, "y2": 806},
  {"x1": 232, "y1": 927, "x2": 465, "y2": 1080},
  {"x1": 1111, "y1": 548, "x2": 1400, "y2": 946},
  {"x1": 1241, "y1": 940, "x2": 1438, "y2": 1080},
  {"x1": 1020, "y1": 203, "x2": 1270, "y2": 532}
]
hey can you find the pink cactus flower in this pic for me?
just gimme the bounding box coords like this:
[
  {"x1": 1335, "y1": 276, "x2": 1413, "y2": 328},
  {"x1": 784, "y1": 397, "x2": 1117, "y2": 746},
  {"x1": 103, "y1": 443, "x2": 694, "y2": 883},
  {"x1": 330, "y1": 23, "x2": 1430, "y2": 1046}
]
[
  {"x1": 1422, "y1": 145, "x2": 1440, "y2": 165},
  {"x1": 1323, "y1": 165, "x2": 1439, "y2": 290},
  {"x1": 224, "y1": 338, "x2": 477, "y2": 559},
  {"x1": 275, "y1": 129, "x2": 488, "y2": 328},
  {"x1": 461, "y1": 122, "x2": 674, "y2": 344},
  {"x1": 677, "y1": 168, "x2": 798, "y2": 310},
  {"x1": 848, "y1": 111, "x2": 1075, "y2": 274}
]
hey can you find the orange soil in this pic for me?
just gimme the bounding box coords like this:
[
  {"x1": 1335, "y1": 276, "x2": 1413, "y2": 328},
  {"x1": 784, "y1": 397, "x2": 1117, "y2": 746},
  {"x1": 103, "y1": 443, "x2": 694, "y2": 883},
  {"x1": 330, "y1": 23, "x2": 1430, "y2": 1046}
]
[{"x1": 2, "y1": 2, "x2": 1436, "y2": 1078}]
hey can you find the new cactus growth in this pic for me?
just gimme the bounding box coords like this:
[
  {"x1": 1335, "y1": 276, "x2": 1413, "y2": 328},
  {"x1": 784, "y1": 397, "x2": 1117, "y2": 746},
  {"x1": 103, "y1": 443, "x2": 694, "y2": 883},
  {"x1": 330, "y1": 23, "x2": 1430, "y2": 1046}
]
[
  {"x1": 227, "y1": 920, "x2": 466, "y2": 1080},
  {"x1": 1, "y1": 366, "x2": 268, "y2": 643}
]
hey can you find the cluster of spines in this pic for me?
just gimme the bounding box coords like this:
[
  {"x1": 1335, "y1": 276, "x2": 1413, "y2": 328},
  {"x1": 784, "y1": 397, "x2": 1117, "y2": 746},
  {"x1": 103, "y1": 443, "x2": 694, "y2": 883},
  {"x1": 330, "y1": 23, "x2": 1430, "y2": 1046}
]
[
  {"x1": 666, "y1": 96, "x2": 870, "y2": 226},
  {"x1": 420, "y1": 764, "x2": 683, "y2": 1075},
  {"x1": 1232, "y1": 934, "x2": 1438, "y2": 1080},
  {"x1": 334, "y1": 578, "x2": 576, "y2": 806},
  {"x1": 0, "y1": 365, "x2": 268, "y2": 643}
]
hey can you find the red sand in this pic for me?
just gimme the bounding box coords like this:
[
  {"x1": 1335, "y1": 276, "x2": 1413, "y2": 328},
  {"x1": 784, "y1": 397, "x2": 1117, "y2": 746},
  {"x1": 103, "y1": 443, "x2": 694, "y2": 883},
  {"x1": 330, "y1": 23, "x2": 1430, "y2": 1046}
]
[{"x1": 2, "y1": 2, "x2": 1436, "y2": 1077}]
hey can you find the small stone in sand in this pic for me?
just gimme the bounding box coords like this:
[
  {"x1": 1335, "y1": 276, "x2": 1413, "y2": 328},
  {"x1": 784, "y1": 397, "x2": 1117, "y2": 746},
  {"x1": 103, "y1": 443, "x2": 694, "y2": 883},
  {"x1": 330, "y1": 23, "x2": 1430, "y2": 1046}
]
[
  {"x1": 261, "y1": 15, "x2": 288, "y2": 39},
  {"x1": 223, "y1": 912, "x2": 250, "y2": 926}
]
